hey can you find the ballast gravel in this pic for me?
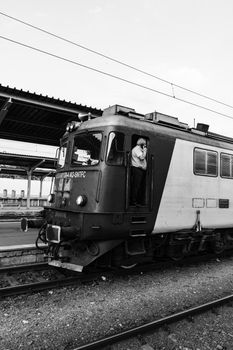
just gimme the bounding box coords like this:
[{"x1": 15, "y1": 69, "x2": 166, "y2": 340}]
[{"x1": 1, "y1": 257, "x2": 233, "y2": 350}]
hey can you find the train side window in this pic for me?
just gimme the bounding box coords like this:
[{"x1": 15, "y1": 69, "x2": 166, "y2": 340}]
[
  {"x1": 106, "y1": 132, "x2": 125, "y2": 165},
  {"x1": 194, "y1": 148, "x2": 218, "y2": 176},
  {"x1": 221, "y1": 153, "x2": 233, "y2": 178}
]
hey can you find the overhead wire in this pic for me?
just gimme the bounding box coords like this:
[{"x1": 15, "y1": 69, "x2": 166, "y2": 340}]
[
  {"x1": 0, "y1": 10, "x2": 233, "y2": 110},
  {"x1": 1, "y1": 34, "x2": 233, "y2": 121}
]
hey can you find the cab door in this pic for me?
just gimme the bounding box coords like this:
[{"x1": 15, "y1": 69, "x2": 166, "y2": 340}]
[
  {"x1": 124, "y1": 134, "x2": 155, "y2": 258},
  {"x1": 126, "y1": 134, "x2": 154, "y2": 212}
]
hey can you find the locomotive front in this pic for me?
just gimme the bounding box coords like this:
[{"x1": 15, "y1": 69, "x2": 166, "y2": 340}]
[
  {"x1": 35, "y1": 107, "x2": 138, "y2": 272},
  {"x1": 22, "y1": 105, "x2": 161, "y2": 271}
]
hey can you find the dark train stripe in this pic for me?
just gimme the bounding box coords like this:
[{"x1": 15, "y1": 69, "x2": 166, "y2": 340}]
[{"x1": 152, "y1": 134, "x2": 176, "y2": 224}]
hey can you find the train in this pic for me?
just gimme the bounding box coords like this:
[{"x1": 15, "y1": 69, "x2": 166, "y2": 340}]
[{"x1": 21, "y1": 104, "x2": 233, "y2": 272}]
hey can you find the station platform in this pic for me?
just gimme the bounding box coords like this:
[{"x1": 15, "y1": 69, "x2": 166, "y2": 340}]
[
  {"x1": 0, "y1": 221, "x2": 47, "y2": 266},
  {"x1": 0, "y1": 221, "x2": 39, "y2": 247},
  {"x1": 0, "y1": 207, "x2": 43, "y2": 246}
]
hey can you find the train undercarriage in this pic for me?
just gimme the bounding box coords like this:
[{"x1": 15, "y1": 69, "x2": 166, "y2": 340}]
[{"x1": 34, "y1": 223, "x2": 233, "y2": 271}]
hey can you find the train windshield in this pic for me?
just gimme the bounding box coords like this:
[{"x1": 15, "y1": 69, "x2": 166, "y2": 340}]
[
  {"x1": 57, "y1": 142, "x2": 67, "y2": 168},
  {"x1": 72, "y1": 132, "x2": 102, "y2": 166}
]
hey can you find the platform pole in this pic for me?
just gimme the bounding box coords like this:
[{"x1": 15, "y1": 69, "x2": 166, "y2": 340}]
[
  {"x1": 39, "y1": 177, "x2": 43, "y2": 197},
  {"x1": 26, "y1": 170, "x2": 32, "y2": 209},
  {"x1": 39, "y1": 177, "x2": 44, "y2": 207}
]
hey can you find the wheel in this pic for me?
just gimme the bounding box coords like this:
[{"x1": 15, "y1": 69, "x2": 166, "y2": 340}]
[
  {"x1": 212, "y1": 232, "x2": 226, "y2": 254},
  {"x1": 170, "y1": 253, "x2": 184, "y2": 262},
  {"x1": 120, "y1": 263, "x2": 137, "y2": 269},
  {"x1": 167, "y1": 245, "x2": 185, "y2": 261}
]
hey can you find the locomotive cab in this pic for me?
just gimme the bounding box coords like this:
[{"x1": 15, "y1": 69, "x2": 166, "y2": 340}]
[{"x1": 43, "y1": 105, "x2": 155, "y2": 271}]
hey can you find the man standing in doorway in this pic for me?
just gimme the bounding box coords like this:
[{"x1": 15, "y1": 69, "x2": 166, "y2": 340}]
[{"x1": 130, "y1": 138, "x2": 147, "y2": 206}]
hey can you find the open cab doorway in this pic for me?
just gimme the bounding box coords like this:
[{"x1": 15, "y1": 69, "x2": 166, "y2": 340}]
[{"x1": 127, "y1": 134, "x2": 152, "y2": 212}]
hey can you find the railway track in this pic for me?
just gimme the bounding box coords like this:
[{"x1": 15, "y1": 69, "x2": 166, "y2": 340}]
[
  {"x1": 0, "y1": 251, "x2": 231, "y2": 299},
  {"x1": 0, "y1": 262, "x2": 48, "y2": 274},
  {"x1": 0, "y1": 262, "x2": 103, "y2": 298},
  {"x1": 73, "y1": 293, "x2": 233, "y2": 350},
  {"x1": 1, "y1": 254, "x2": 233, "y2": 349},
  {"x1": 0, "y1": 259, "x2": 175, "y2": 298},
  {"x1": 0, "y1": 274, "x2": 89, "y2": 298}
]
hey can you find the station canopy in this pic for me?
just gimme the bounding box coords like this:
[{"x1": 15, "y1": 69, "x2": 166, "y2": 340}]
[
  {"x1": 0, "y1": 84, "x2": 103, "y2": 146},
  {"x1": 0, "y1": 152, "x2": 56, "y2": 179},
  {"x1": 0, "y1": 84, "x2": 103, "y2": 183}
]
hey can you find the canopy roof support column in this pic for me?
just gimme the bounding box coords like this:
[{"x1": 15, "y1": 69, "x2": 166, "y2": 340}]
[
  {"x1": 26, "y1": 170, "x2": 32, "y2": 209},
  {"x1": 24, "y1": 159, "x2": 45, "y2": 209},
  {"x1": 39, "y1": 178, "x2": 43, "y2": 198}
]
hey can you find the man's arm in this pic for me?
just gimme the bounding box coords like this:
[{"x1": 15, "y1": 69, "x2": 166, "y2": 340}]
[{"x1": 137, "y1": 146, "x2": 147, "y2": 160}]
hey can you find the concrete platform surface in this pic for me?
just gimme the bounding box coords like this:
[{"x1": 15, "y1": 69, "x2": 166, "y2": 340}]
[{"x1": 0, "y1": 221, "x2": 39, "y2": 247}]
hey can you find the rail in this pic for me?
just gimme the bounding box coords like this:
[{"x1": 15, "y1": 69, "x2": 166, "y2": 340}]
[
  {"x1": 0, "y1": 262, "x2": 48, "y2": 274},
  {"x1": 0, "y1": 275, "x2": 86, "y2": 298},
  {"x1": 1, "y1": 252, "x2": 231, "y2": 299},
  {"x1": 73, "y1": 294, "x2": 233, "y2": 350},
  {"x1": 0, "y1": 263, "x2": 107, "y2": 298}
]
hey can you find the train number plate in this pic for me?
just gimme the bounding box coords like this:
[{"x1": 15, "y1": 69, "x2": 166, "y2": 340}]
[{"x1": 46, "y1": 225, "x2": 61, "y2": 243}]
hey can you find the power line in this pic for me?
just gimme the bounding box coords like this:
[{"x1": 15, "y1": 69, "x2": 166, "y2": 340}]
[
  {"x1": 1, "y1": 34, "x2": 233, "y2": 121},
  {"x1": 0, "y1": 10, "x2": 233, "y2": 110}
]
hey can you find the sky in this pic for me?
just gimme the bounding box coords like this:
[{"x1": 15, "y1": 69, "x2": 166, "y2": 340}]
[{"x1": 0, "y1": 0, "x2": 233, "y2": 193}]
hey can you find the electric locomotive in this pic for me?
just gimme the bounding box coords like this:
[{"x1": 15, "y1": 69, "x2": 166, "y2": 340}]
[{"x1": 22, "y1": 104, "x2": 233, "y2": 271}]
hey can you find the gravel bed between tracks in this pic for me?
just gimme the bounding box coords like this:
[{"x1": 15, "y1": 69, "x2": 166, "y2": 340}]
[{"x1": 1, "y1": 257, "x2": 233, "y2": 350}]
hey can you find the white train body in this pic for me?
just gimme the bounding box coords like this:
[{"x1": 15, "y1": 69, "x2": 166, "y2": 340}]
[{"x1": 155, "y1": 139, "x2": 233, "y2": 233}]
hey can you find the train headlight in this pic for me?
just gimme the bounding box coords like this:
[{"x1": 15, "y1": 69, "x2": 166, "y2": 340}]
[
  {"x1": 76, "y1": 195, "x2": 87, "y2": 206},
  {"x1": 47, "y1": 194, "x2": 55, "y2": 203}
]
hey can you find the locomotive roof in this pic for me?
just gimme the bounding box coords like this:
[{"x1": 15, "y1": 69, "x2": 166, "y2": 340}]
[{"x1": 77, "y1": 105, "x2": 233, "y2": 150}]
